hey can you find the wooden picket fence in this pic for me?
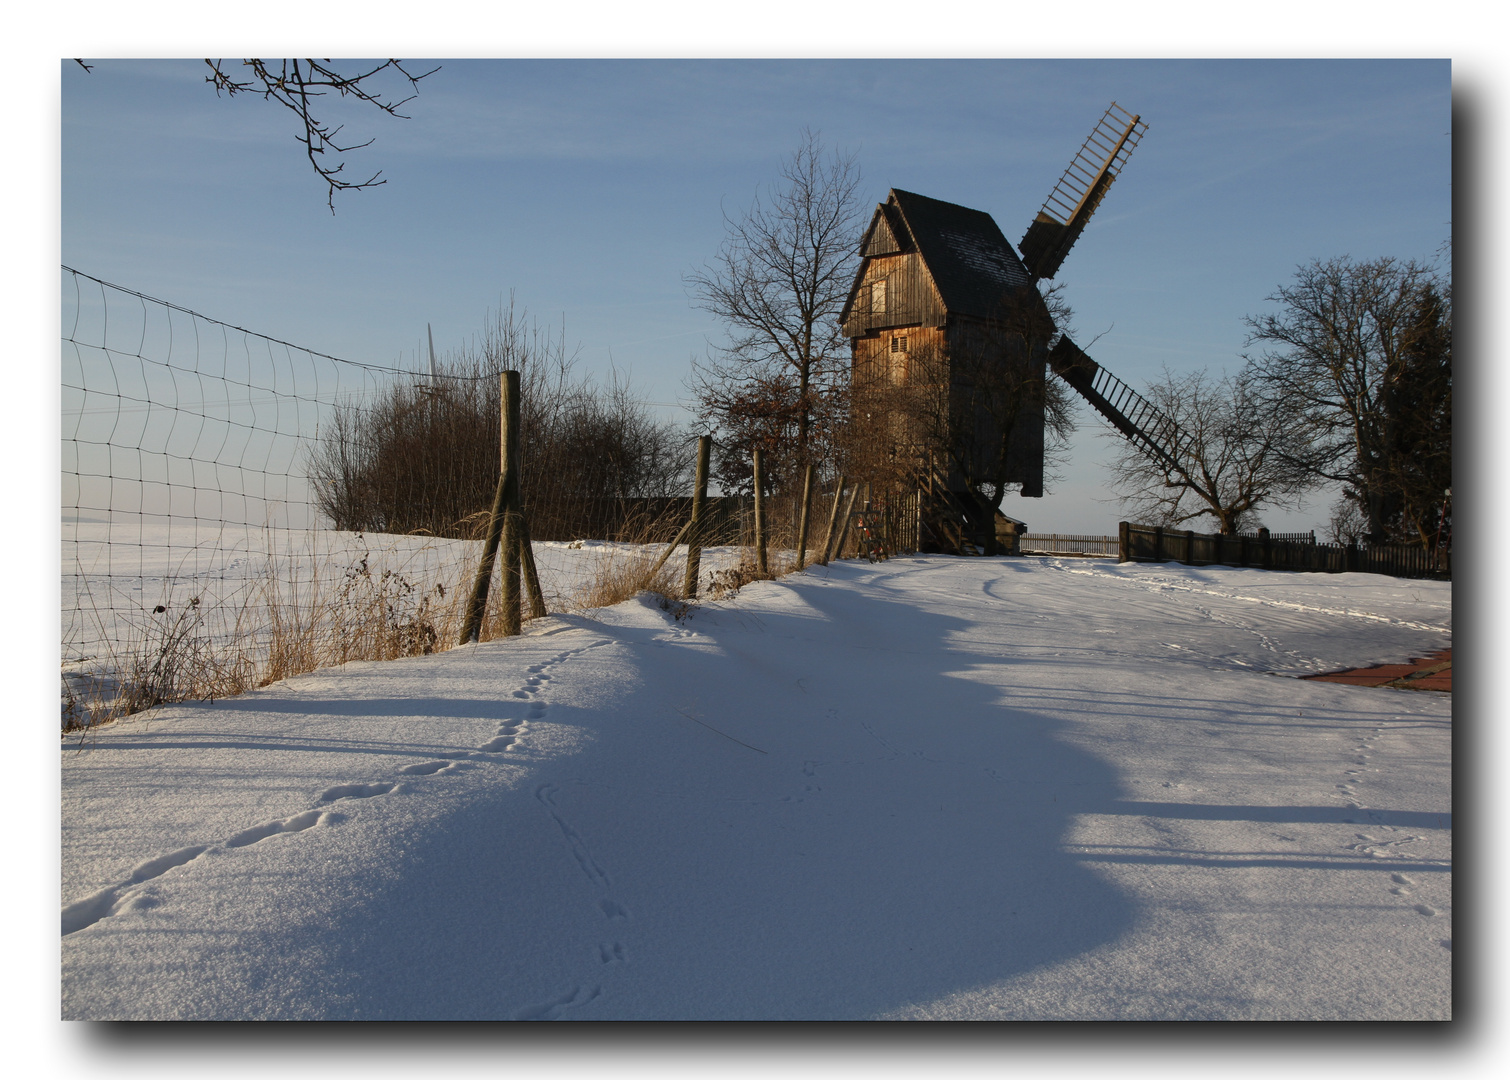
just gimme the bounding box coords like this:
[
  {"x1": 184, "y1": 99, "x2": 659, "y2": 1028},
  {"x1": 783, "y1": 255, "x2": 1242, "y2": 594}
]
[
  {"x1": 1020, "y1": 533, "x2": 1120, "y2": 557},
  {"x1": 1117, "y1": 522, "x2": 1451, "y2": 581}
]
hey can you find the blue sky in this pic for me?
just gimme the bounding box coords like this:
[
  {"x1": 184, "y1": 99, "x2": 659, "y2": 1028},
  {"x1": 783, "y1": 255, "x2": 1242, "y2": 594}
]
[{"x1": 59, "y1": 57, "x2": 1449, "y2": 533}]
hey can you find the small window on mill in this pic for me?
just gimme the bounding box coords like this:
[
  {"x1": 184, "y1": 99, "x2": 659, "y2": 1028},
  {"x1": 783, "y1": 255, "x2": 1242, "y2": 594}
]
[
  {"x1": 890, "y1": 335, "x2": 908, "y2": 354},
  {"x1": 871, "y1": 279, "x2": 887, "y2": 314}
]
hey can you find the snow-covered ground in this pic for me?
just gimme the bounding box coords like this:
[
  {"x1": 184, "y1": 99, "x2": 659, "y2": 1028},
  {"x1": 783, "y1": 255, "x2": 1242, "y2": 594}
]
[{"x1": 60, "y1": 554, "x2": 1451, "y2": 1020}]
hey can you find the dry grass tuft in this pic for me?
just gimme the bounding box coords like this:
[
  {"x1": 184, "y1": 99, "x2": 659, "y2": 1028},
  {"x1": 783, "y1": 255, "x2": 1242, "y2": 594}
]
[
  {"x1": 566, "y1": 543, "x2": 684, "y2": 612},
  {"x1": 706, "y1": 547, "x2": 799, "y2": 600}
]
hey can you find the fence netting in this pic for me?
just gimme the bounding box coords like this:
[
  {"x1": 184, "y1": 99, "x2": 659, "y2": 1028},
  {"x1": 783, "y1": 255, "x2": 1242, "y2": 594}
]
[{"x1": 60, "y1": 268, "x2": 742, "y2": 731}]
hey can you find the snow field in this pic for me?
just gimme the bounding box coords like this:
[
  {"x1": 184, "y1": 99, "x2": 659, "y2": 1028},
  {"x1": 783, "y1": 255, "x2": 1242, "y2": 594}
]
[{"x1": 61, "y1": 555, "x2": 1451, "y2": 1019}]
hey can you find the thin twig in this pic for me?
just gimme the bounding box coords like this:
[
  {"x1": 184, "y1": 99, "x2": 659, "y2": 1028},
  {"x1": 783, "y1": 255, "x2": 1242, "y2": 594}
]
[{"x1": 672, "y1": 707, "x2": 767, "y2": 754}]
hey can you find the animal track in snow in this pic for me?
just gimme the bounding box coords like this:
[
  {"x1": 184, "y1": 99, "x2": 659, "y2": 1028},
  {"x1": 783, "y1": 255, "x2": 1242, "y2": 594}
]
[
  {"x1": 65, "y1": 640, "x2": 609, "y2": 943},
  {"x1": 1346, "y1": 830, "x2": 1423, "y2": 859},
  {"x1": 62, "y1": 844, "x2": 210, "y2": 935},
  {"x1": 481, "y1": 722, "x2": 525, "y2": 753},
  {"x1": 476, "y1": 640, "x2": 604, "y2": 753},
  {"x1": 1050, "y1": 560, "x2": 1447, "y2": 634},
  {"x1": 536, "y1": 784, "x2": 612, "y2": 890}
]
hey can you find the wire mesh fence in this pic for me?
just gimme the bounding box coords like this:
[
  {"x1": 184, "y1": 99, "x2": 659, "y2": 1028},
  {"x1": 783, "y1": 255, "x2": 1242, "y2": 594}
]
[
  {"x1": 59, "y1": 268, "x2": 746, "y2": 732},
  {"x1": 61, "y1": 268, "x2": 500, "y2": 729}
]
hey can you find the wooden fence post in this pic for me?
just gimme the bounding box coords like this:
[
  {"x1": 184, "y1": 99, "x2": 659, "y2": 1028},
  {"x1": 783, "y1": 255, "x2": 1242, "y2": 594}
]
[
  {"x1": 683, "y1": 435, "x2": 711, "y2": 599},
  {"x1": 1153, "y1": 525, "x2": 1164, "y2": 562},
  {"x1": 752, "y1": 448, "x2": 768, "y2": 576},
  {"x1": 460, "y1": 370, "x2": 521, "y2": 644},
  {"x1": 830, "y1": 485, "x2": 861, "y2": 561},
  {"x1": 1118, "y1": 521, "x2": 1130, "y2": 563},
  {"x1": 1184, "y1": 529, "x2": 1194, "y2": 565},
  {"x1": 519, "y1": 515, "x2": 547, "y2": 621},
  {"x1": 647, "y1": 515, "x2": 696, "y2": 579},
  {"x1": 499, "y1": 372, "x2": 523, "y2": 637},
  {"x1": 795, "y1": 463, "x2": 815, "y2": 570},
  {"x1": 818, "y1": 475, "x2": 848, "y2": 566}
]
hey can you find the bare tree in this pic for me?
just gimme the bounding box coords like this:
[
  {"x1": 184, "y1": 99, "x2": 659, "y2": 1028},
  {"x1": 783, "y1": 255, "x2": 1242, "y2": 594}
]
[
  {"x1": 686, "y1": 130, "x2": 865, "y2": 493},
  {"x1": 204, "y1": 59, "x2": 438, "y2": 212},
  {"x1": 1107, "y1": 367, "x2": 1320, "y2": 534},
  {"x1": 1242, "y1": 255, "x2": 1451, "y2": 546}
]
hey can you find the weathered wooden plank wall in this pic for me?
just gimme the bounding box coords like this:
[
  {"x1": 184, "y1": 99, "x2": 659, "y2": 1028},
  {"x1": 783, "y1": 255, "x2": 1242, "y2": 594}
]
[{"x1": 842, "y1": 252, "x2": 946, "y2": 337}]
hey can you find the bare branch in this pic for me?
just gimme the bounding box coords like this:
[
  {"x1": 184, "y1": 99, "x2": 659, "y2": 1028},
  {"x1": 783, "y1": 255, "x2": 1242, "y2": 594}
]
[{"x1": 204, "y1": 58, "x2": 439, "y2": 213}]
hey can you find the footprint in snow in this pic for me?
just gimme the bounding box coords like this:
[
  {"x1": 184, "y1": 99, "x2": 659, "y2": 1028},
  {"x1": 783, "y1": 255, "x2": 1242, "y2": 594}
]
[
  {"x1": 318, "y1": 781, "x2": 395, "y2": 803},
  {"x1": 398, "y1": 760, "x2": 465, "y2": 776},
  {"x1": 480, "y1": 718, "x2": 530, "y2": 753},
  {"x1": 62, "y1": 844, "x2": 211, "y2": 935},
  {"x1": 63, "y1": 809, "x2": 342, "y2": 936},
  {"x1": 225, "y1": 809, "x2": 334, "y2": 848}
]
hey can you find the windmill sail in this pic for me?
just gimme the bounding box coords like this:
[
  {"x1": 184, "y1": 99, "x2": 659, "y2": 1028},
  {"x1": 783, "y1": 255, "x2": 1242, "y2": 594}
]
[
  {"x1": 1018, "y1": 105, "x2": 1196, "y2": 489},
  {"x1": 1019, "y1": 102, "x2": 1147, "y2": 282},
  {"x1": 1048, "y1": 335, "x2": 1194, "y2": 482}
]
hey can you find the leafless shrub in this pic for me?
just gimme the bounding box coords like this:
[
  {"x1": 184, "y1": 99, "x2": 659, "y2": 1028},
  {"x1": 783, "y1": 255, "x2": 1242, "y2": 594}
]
[
  {"x1": 707, "y1": 559, "x2": 767, "y2": 600},
  {"x1": 309, "y1": 300, "x2": 692, "y2": 541}
]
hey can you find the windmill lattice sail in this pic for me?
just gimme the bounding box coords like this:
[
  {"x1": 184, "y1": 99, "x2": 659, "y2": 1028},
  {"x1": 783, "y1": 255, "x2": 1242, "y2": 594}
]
[
  {"x1": 1017, "y1": 103, "x2": 1194, "y2": 488},
  {"x1": 1019, "y1": 102, "x2": 1147, "y2": 282},
  {"x1": 1048, "y1": 336, "x2": 1194, "y2": 480}
]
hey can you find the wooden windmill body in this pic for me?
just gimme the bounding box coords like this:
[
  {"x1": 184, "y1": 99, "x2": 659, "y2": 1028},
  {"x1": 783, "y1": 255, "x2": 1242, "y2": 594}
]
[{"x1": 842, "y1": 103, "x2": 1191, "y2": 554}]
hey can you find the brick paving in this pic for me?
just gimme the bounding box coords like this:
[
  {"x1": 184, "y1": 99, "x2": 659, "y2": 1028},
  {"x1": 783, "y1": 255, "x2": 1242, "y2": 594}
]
[{"x1": 1301, "y1": 648, "x2": 1451, "y2": 693}]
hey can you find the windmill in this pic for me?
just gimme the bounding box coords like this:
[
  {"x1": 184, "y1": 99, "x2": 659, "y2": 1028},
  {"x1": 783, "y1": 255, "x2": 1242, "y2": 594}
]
[{"x1": 841, "y1": 102, "x2": 1200, "y2": 554}]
